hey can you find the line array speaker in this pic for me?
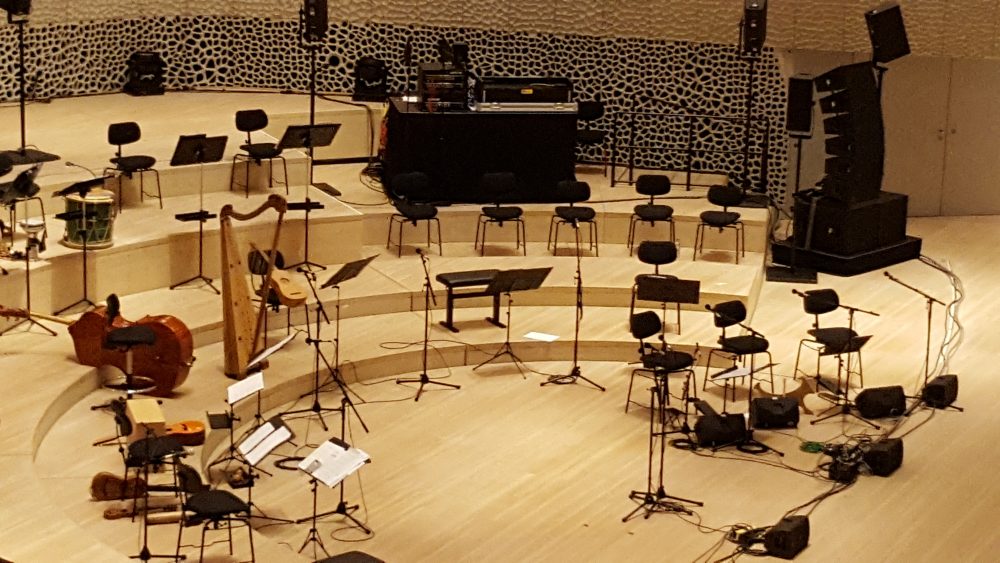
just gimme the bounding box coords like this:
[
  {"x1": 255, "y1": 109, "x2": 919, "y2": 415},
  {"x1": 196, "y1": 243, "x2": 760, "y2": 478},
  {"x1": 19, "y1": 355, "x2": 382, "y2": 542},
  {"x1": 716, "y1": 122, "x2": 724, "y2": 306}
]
[
  {"x1": 922, "y1": 374, "x2": 958, "y2": 408},
  {"x1": 764, "y1": 515, "x2": 809, "y2": 559},
  {"x1": 855, "y1": 385, "x2": 906, "y2": 419},
  {"x1": 739, "y1": 0, "x2": 768, "y2": 58},
  {"x1": 866, "y1": 3, "x2": 910, "y2": 64},
  {"x1": 303, "y1": 0, "x2": 328, "y2": 41},
  {"x1": 786, "y1": 77, "x2": 813, "y2": 137},
  {"x1": 815, "y1": 62, "x2": 884, "y2": 203}
]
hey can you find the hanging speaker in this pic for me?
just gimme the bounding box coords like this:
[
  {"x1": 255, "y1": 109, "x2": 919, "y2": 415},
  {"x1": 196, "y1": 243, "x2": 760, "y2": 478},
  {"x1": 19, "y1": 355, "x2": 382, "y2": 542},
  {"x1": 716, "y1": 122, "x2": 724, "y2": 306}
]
[
  {"x1": 739, "y1": 0, "x2": 768, "y2": 58},
  {"x1": 303, "y1": 0, "x2": 328, "y2": 41},
  {"x1": 786, "y1": 77, "x2": 813, "y2": 137},
  {"x1": 866, "y1": 3, "x2": 910, "y2": 64},
  {"x1": 855, "y1": 386, "x2": 906, "y2": 419},
  {"x1": 922, "y1": 374, "x2": 958, "y2": 408},
  {"x1": 764, "y1": 515, "x2": 809, "y2": 560}
]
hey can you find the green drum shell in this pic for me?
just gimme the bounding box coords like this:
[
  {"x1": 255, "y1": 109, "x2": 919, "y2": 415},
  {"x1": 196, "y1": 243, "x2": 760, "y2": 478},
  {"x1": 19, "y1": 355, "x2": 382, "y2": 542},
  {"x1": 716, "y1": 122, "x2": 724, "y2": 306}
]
[{"x1": 61, "y1": 190, "x2": 116, "y2": 250}]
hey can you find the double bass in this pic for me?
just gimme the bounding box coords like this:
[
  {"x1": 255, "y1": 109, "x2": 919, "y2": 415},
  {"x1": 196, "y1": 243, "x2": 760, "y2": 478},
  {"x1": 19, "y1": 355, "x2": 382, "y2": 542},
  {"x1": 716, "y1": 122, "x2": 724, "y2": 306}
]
[{"x1": 1, "y1": 296, "x2": 194, "y2": 397}]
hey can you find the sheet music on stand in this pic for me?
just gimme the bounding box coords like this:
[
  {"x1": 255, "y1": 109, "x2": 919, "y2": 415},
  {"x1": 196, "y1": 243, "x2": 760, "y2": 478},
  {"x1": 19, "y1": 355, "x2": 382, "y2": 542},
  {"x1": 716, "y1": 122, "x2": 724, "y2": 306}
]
[
  {"x1": 227, "y1": 370, "x2": 265, "y2": 405},
  {"x1": 298, "y1": 438, "x2": 370, "y2": 488},
  {"x1": 247, "y1": 332, "x2": 297, "y2": 372},
  {"x1": 238, "y1": 415, "x2": 294, "y2": 467}
]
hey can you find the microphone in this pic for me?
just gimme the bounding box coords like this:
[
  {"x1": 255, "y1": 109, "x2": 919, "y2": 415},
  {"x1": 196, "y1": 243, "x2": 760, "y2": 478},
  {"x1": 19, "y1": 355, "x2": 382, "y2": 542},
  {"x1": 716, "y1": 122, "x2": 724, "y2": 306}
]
[
  {"x1": 884, "y1": 271, "x2": 897, "y2": 282},
  {"x1": 791, "y1": 288, "x2": 807, "y2": 298},
  {"x1": 415, "y1": 248, "x2": 424, "y2": 256},
  {"x1": 65, "y1": 161, "x2": 98, "y2": 178}
]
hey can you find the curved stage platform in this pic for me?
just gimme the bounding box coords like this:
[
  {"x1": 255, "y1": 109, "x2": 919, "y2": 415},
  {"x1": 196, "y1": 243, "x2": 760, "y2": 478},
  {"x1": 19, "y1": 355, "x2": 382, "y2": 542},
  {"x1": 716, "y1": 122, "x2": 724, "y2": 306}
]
[{"x1": 2, "y1": 92, "x2": 999, "y2": 563}]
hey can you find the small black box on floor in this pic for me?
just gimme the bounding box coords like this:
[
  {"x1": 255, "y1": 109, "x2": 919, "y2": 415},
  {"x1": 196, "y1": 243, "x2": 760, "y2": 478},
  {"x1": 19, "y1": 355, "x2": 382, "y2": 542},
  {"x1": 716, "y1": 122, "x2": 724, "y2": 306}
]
[
  {"x1": 764, "y1": 515, "x2": 809, "y2": 559},
  {"x1": 750, "y1": 396, "x2": 799, "y2": 429},
  {"x1": 922, "y1": 374, "x2": 958, "y2": 408},
  {"x1": 863, "y1": 438, "x2": 903, "y2": 476},
  {"x1": 828, "y1": 458, "x2": 859, "y2": 483},
  {"x1": 124, "y1": 51, "x2": 166, "y2": 96},
  {"x1": 694, "y1": 413, "x2": 747, "y2": 447},
  {"x1": 856, "y1": 385, "x2": 906, "y2": 419}
]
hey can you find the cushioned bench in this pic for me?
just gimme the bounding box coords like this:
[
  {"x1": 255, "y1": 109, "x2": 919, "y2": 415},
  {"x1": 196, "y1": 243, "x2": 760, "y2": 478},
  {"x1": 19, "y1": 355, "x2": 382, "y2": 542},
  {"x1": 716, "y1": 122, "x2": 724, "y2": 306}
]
[{"x1": 435, "y1": 269, "x2": 505, "y2": 332}]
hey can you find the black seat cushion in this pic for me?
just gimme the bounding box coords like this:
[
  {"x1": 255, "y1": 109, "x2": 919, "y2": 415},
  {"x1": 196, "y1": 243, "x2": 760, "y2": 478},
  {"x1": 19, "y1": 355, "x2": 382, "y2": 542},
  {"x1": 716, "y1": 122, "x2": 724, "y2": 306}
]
[
  {"x1": 642, "y1": 350, "x2": 694, "y2": 372},
  {"x1": 106, "y1": 325, "x2": 157, "y2": 347},
  {"x1": 113, "y1": 155, "x2": 156, "y2": 173},
  {"x1": 555, "y1": 206, "x2": 596, "y2": 222},
  {"x1": 187, "y1": 490, "x2": 250, "y2": 519},
  {"x1": 576, "y1": 129, "x2": 607, "y2": 145},
  {"x1": 436, "y1": 269, "x2": 499, "y2": 287},
  {"x1": 634, "y1": 203, "x2": 674, "y2": 221},
  {"x1": 242, "y1": 142, "x2": 282, "y2": 160},
  {"x1": 700, "y1": 210, "x2": 741, "y2": 228},
  {"x1": 316, "y1": 551, "x2": 386, "y2": 563},
  {"x1": 395, "y1": 200, "x2": 438, "y2": 221},
  {"x1": 482, "y1": 206, "x2": 523, "y2": 221},
  {"x1": 721, "y1": 335, "x2": 769, "y2": 355},
  {"x1": 808, "y1": 327, "x2": 857, "y2": 350},
  {"x1": 126, "y1": 435, "x2": 184, "y2": 466}
]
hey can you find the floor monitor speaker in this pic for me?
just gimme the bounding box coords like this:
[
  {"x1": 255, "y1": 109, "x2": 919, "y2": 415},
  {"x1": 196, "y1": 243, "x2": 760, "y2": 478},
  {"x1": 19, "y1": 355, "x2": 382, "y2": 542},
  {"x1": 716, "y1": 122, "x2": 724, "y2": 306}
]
[
  {"x1": 694, "y1": 413, "x2": 747, "y2": 447},
  {"x1": 922, "y1": 374, "x2": 958, "y2": 408},
  {"x1": 862, "y1": 437, "x2": 903, "y2": 476},
  {"x1": 856, "y1": 385, "x2": 906, "y2": 419},
  {"x1": 750, "y1": 397, "x2": 799, "y2": 429},
  {"x1": 764, "y1": 515, "x2": 809, "y2": 559}
]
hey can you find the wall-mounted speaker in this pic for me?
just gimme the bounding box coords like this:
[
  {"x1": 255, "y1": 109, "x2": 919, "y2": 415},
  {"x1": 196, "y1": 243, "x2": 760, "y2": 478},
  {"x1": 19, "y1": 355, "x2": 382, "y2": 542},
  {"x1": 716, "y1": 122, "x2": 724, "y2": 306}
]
[
  {"x1": 764, "y1": 515, "x2": 809, "y2": 559},
  {"x1": 786, "y1": 77, "x2": 813, "y2": 137},
  {"x1": 866, "y1": 3, "x2": 910, "y2": 64},
  {"x1": 303, "y1": 0, "x2": 328, "y2": 41},
  {"x1": 739, "y1": 0, "x2": 768, "y2": 58},
  {"x1": 856, "y1": 385, "x2": 906, "y2": 419}
]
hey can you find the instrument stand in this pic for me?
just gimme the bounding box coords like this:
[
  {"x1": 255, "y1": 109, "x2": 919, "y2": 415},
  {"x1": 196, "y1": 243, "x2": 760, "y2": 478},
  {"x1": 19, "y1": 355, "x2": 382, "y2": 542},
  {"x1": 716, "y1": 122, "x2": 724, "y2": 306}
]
[
  {"x1": 474, "y1": 292, "x2": 527, "y2": 375},
  {"x1": 542, "y1": 225, "x2": 605, "y2": 391},
  {"x1": 310, "y1": 398, "x2": 371, "y2": 534},
  {"x1": 397, "y1": 250, "x2": 461, "y2": 401},
  {"x1": 1, "y1": 14, "x2": 59, "y2": 165},
  {"x1": 623, "y1": 385, "x2": 702, "y2": 521},
  {"x1": 884, "y1": 272, "x2": 965, "y2": 415},
  {"x1": 283, "y1": 271, "x2": 369, "y2": 431},
  {"x1": 169, "y1": 135, "x2": 227, "y2": 294},
  {"x1": 0, "y1": 234, "x2": 55, "y2": 336}
]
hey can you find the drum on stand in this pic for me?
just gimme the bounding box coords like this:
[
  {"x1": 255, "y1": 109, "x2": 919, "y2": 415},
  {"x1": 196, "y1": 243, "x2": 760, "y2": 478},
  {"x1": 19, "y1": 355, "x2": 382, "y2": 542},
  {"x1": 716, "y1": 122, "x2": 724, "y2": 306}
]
[{"x1": 61, "y1": 189, "x2": 116, "y2": 249}]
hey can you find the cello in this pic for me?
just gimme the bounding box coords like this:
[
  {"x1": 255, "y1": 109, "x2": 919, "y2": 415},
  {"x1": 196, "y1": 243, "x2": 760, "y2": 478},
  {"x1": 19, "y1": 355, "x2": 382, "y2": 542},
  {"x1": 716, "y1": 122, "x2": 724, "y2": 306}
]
[{"x1": 1, "y1": 295, "x2": 194, "y2": 397}]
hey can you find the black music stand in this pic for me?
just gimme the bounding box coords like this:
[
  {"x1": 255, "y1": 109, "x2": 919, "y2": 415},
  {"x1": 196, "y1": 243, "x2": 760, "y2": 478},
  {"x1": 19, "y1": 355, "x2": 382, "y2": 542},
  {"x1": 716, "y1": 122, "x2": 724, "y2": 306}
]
[
  {"x1": 297, "y1": 436, "x2": 371, "y2": 559},
  {"x1": 316, "y1": 255, "x2": 377, "y2": 400},
  {"x1": 169, "y1": 134, "x2": 227, "y2": 294},
  {"x1": 53, "y1": 177, "x2": 108, "y2": 314},
  {"x1": 474, "y1": 268, "x2": 552, "y2": 375},
  {"x1": 280, "y1": 124, "x2": 341, "y2": 271},
  {"x1": 636, "y1": 277, "x2": 701, "y2": 335}
]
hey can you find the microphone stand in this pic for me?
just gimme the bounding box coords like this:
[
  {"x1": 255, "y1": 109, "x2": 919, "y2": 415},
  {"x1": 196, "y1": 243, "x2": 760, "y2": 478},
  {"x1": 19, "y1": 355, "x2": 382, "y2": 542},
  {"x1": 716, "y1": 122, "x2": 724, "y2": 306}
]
[
  {"x1": 542, "y1": 221, "x2": 605, "y2": 391},
  {"x1": 884, "y1": 272, "x2": 964, "y2": 414},
  {"x1": 396, "y1": 250, "x2": 461, "y2": 401}
]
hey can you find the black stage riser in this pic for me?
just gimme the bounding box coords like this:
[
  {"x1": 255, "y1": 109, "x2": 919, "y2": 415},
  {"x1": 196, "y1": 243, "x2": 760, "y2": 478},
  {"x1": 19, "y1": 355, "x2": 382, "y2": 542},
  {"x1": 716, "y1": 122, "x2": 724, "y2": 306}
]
[{"x1": 771, "y1": 237, "x2": 922, "y2": 277}]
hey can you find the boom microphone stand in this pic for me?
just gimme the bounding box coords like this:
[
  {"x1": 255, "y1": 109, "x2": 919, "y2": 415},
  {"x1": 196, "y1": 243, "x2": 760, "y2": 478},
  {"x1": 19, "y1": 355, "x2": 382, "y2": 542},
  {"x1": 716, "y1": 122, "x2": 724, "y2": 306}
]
[
  {"x1": 397, "y1": 249, "x2": 461, "y2": 401},
  {"x1": 542, "y1": 222, "x2": 605, "y2": 391}
]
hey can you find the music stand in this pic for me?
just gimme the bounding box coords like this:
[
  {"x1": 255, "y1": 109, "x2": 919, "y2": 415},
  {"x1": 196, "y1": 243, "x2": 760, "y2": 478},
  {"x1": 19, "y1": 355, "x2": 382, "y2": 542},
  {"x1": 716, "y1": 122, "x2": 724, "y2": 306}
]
[
  {"x1": 314, "y1": 255, "x2": 378, "y2": 398},
  {"x1": 297, "y1": 437, "x2": 371, "y2": 559},
  {"x1": 474, "y1": 268, "x2": 552, "y2": 375},
  {"x1": 54, "y1": 176, "x2": 108, "y2": 314},
  {"x1": 169, "y1": 134, "x2": 227, "y2": 294},
  {"x1": 209, "y1": 371, "x2": 264, "y2": 474},
  {"x1": 635, "y1": 277, "x2": 700, "y2": 335},
  {"x1": 279, "y1": 124, "x2": 341, "y2": 271},
  {"x1": 236, "y1": 415, "x2": 295, "y2": 523}
]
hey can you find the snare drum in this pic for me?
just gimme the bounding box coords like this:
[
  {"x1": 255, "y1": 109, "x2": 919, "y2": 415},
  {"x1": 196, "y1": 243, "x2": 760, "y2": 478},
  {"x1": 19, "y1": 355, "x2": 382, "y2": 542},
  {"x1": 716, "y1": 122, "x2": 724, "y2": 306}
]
[{"x1": 61, "y1": 189, "x2": 116, "y2": 249}]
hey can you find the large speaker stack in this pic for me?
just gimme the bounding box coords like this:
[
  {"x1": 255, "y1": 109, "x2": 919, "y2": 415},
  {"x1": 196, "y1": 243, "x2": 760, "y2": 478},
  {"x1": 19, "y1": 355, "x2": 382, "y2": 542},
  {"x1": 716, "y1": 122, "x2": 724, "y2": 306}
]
[{"x1": 774, "y1": 3, "x2": 921, "y2": 276}]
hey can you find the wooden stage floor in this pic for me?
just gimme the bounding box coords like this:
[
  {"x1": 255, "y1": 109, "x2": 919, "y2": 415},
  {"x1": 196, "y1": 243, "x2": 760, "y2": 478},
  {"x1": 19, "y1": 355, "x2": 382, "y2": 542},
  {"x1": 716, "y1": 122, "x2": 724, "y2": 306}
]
[{"x1": 1, "y1": 91, "x2": 999, "y2": 562}]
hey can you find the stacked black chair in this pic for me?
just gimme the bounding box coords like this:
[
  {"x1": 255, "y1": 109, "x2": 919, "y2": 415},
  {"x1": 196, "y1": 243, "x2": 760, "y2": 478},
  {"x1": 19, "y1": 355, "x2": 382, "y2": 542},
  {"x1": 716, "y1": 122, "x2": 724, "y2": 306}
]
[
  {"x1": 576, "y1": 96, "x2": 608, "y2": 175},
  {"x1": 548, "y1": 180, "x2": 598, "y2": 256},
  {"x1": 794, "y1": 288, "x2": 868, "y2": 391},
  {"x1": 106, "y1": 122, "x2": 162, "y2": 211},
  {"x1": 629, "y1": 240, "x2": 682, "y2": 331},
  {"x1": 626, "y1": 310, "x2": 696, "y2": 413},
  {"x1": 703, "y1": 300, "x2": 774, "y2": 404},
  {"x1": 387, "y1": 172, "x2": 442, "y2": 257},
  {"x1": 230, "y1": 109, "x2": 289, "y2": 197},
  {"x1": 174, "y1": 468, "x2": 255, "y2": 562},
  {"x1": 694, "y1": 183, "x2": 744, "y2": 263},
  {"x1": 627, "y1": 175, "x2": 675, "y2": 254},
  {"x1": 475, "y1": 172, "x2": 525, "y2": 256}
]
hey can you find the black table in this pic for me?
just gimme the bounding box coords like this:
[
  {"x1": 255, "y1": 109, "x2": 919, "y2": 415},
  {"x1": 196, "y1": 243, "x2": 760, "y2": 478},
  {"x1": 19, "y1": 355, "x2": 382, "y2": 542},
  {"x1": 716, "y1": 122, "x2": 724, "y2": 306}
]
[{"x1": 382, "y1": 98, "x2": 577, "y2": 204}]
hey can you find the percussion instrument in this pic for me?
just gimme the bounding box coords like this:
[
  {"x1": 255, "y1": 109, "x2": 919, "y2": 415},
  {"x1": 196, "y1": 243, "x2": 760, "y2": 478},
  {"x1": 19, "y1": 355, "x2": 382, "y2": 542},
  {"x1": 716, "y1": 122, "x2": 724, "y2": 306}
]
[{"x1": 61, "y1": 188, "x2": 115, "y2": 249}]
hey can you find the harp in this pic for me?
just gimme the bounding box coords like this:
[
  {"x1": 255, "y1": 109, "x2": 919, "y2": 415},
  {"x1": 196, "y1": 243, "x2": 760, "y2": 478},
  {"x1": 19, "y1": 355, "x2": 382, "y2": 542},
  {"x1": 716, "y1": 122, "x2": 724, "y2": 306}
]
[{"x1": 219, "y1": 194, "x2": 288, "y2": 379}]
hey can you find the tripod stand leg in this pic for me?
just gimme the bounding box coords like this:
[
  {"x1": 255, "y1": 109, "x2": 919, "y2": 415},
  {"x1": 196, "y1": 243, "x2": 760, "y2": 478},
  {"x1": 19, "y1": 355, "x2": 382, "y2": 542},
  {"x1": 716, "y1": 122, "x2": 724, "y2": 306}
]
[{"x1": 395, "y1": 373, "x2": 461, "y2": 402}]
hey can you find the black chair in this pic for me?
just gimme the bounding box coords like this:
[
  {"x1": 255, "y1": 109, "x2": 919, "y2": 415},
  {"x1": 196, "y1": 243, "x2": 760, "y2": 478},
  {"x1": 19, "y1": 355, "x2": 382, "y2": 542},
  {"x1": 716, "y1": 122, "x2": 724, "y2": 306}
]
[
  {"x1": 104, "y1": 324, "x2": 158, "y2": 397},
  {"x1": 703, "y1": 300, "x2": 774, "y2": 407},
  {"x1": 627, "y1": 175, "x2": 675, "y2": 255},
  {"x1": 548, "y1": 180, "x2": 598, "y2": 256},
  {"x1": 174, "y1": 468, "x2": 254, "y2": 562},
  {"x1": 230, "y1": 109, "x2": 289, "y2": 197},
  {"x1": 626, "y1": 311, "x2": 696, "y2": 413},
  {"x1": 475, "y1": 172, "x2": 526, "y2": 256},
  {"x1": 576, "y1": 96, "x2": 608, "y2": 175},
  {"x1": 694, "y1": 183, "x2": 744, "y2": 263},
  {"x1": 793, "y1": 289, "x2": 868, "y2": 391},
  {"x1": 0, "y1": 153, "x2": 11, "y2": 177},
  {"x1": 629, "y1": 241, "x2": 682, "y2": 331},
  {"x1": 106, "y1": 122, "x2": 162, "y2": 211},
  {"x1": 387, "y1": 172, "x2": 442, "y2": 257}
]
